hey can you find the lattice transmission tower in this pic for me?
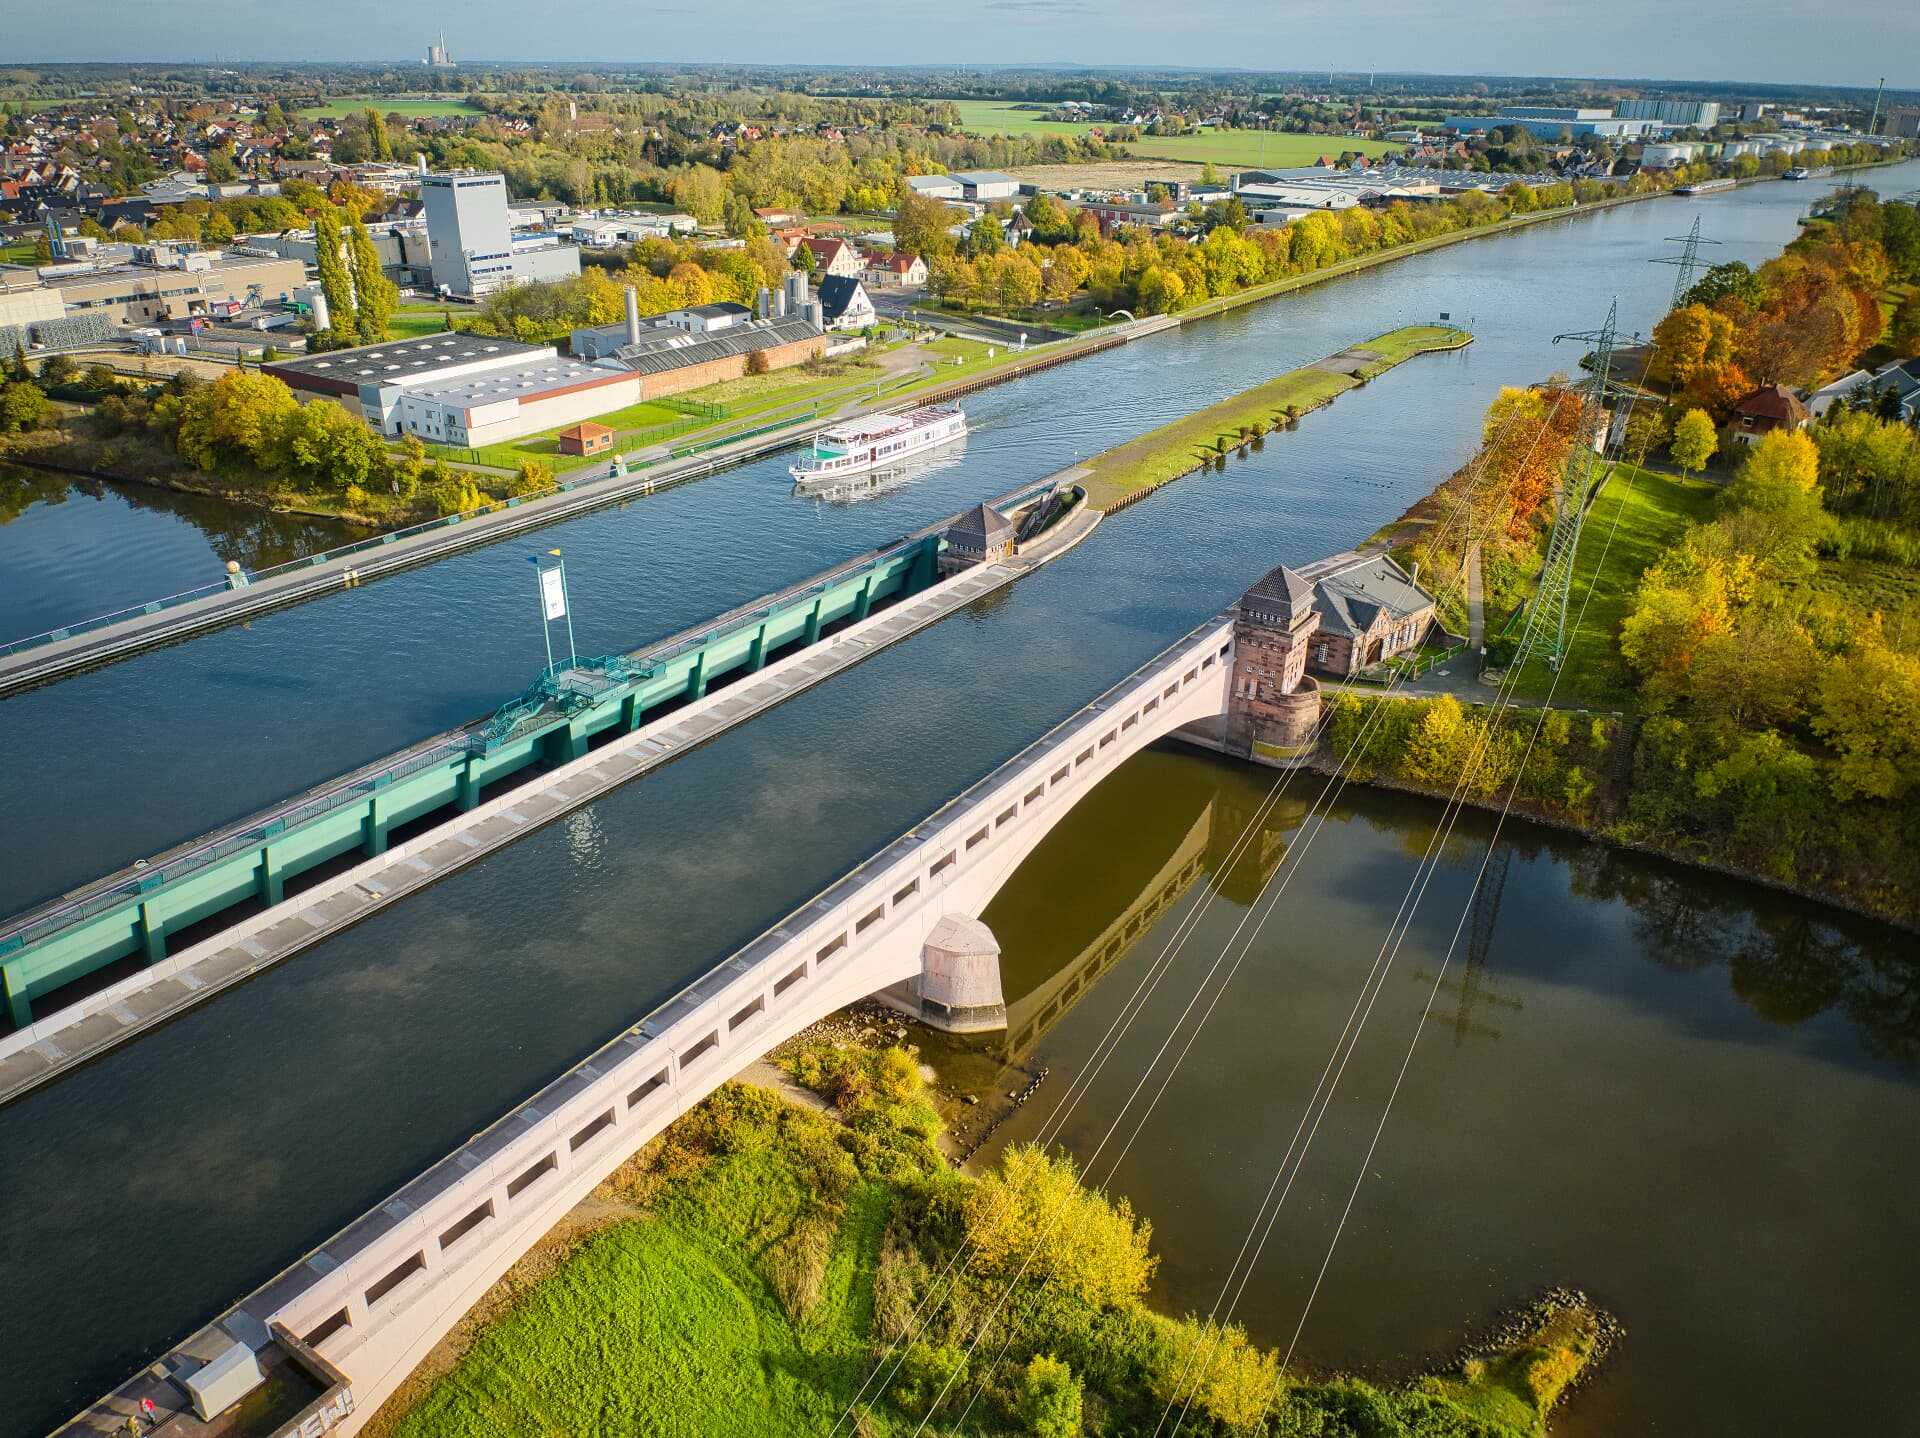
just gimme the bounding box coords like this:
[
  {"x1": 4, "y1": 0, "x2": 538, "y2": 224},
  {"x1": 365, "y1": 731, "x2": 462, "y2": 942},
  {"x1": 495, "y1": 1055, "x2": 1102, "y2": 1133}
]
[
  {"x1": 1651, "y1": 215, "x2": 1719, "y2": 309},
  {"x1": 1515, "y1": 301, "x2": 1623, "y2": 671}
]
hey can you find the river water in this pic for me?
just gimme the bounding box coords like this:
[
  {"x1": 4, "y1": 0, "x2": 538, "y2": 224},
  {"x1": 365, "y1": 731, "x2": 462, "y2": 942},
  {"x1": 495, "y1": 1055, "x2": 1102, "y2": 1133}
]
[
  {"x1": 968, "y1": 750, "x2": 1920, "y2": 1437},
  {"x1": 1, "y1": 163, "x2": 1916, "y2": 1436}
]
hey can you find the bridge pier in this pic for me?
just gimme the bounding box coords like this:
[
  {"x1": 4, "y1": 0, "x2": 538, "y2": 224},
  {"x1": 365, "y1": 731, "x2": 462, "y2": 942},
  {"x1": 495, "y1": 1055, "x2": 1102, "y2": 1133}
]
[{"x1": 880, "y1": 915, "x2": 1007, "y2": 1034}]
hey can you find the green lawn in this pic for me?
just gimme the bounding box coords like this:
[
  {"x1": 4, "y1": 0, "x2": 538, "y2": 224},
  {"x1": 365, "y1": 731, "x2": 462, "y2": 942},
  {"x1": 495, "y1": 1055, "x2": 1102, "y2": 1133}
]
[
  {"x1": 1079, "y1": 325, "x2": 1470, "y2": 509},
  {"x1": 386, "y1": 310, "x2": 456, "y2": 339},
  {"x1": 388, "y1": 1167, "x2": 889, "y2": 1438},
  {"x1": 1510, "y1": 466, "x2": 1719, "y2": 705},
  {"x1": 422, "y1": 398, "x2": 697, "y2": 473},
  {"x1": 1, "y1": 241, "x2": 40, "y2": 266},
  {"x1": 299, "y1": 97, "x2": 482, "y2": 119},
  {"x1": 946, "y1": 100, "x2": 1394, "y2": 168}
]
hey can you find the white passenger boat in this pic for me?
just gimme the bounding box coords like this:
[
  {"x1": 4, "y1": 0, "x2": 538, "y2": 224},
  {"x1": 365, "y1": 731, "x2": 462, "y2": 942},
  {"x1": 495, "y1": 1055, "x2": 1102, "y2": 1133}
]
[
  {"x1": 1675, "y1": 177, "x2": 1736, "y2": 195},
  {"x1": 789, "y1": 405, "x2": 967, "y2": 484},
  {"x1": 1784, "y1": 165, "x2": 1833, "y2": 181}
]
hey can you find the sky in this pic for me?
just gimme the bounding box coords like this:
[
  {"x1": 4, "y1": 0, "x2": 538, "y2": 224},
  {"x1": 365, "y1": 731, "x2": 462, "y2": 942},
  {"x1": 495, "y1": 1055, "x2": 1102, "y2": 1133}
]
[{"x1": 10, "y1": 0, "x2": 1919, "y2": 92}]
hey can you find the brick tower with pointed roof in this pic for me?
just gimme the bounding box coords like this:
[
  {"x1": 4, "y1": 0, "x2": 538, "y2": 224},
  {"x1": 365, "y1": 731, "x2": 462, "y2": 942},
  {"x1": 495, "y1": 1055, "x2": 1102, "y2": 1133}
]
[{"x1": 1228, "y1": 563, "x2": 1323, "y2": 756}]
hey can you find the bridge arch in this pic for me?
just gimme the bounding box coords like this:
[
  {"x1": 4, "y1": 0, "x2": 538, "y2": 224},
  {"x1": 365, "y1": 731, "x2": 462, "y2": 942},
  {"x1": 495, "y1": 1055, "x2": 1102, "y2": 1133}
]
[{"x1": 181, "y1": 618, "x2": 1235, "y2": 1433}]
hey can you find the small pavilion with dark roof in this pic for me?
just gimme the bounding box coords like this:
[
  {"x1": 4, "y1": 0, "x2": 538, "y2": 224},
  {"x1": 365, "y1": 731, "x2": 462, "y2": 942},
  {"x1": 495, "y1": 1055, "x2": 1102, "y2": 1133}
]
[{"x1": 944, "y1": 503, "x2": 1015, "y2": 564}]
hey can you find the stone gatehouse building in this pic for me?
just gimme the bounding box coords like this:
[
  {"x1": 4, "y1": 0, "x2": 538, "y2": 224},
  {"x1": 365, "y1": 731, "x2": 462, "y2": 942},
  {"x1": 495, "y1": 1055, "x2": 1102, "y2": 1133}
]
[{"x1": 1225, "y1": 551, "x2": 1440, "y2": 756}]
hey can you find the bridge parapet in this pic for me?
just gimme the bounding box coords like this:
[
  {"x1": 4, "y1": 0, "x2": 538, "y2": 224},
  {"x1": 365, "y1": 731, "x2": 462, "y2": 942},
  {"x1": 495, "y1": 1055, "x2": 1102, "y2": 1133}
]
[{"x1": 102, "y1": 613, "x2": 1235, "y2": 1435}]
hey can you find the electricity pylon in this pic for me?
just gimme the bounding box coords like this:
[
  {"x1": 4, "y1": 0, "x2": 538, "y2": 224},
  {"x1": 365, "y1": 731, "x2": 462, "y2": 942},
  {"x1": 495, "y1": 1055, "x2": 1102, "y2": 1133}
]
[
  {"x1": 1516, "y1": 301, "x2": 1622, "y2": 671},
  {"x1": 1651, "y1": 215, "x2": 1719, "y2": 309}
]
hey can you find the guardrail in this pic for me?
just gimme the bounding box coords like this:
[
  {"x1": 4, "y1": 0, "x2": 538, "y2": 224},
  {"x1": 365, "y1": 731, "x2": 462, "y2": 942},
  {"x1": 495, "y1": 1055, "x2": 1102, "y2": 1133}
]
[{"x1": 0, "y1": 419, "x2": 795, "y2": 662}]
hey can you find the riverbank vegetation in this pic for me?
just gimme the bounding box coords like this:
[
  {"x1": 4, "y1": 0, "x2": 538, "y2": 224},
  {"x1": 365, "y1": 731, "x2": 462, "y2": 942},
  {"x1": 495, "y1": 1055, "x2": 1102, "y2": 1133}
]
[
  {"x1": 0, "y1": 357, "x2": 519, "y2": 528},
  {"x1": 1358, "y1": 192, "x2": 1920, "y2": 921},
  {"x1": 1080, "y1": 326, "x2": 1468, "y2": 509},
  {"x1": 377, "y1": 1042, "x2": 1611, "y2": 1438}
]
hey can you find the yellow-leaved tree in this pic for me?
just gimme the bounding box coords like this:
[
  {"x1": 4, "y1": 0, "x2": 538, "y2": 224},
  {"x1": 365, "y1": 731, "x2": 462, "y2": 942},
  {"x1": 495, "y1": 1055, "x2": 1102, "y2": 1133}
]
[{"x1": 962, "y1": 1145, "x2": 1155, "y2": 1309}]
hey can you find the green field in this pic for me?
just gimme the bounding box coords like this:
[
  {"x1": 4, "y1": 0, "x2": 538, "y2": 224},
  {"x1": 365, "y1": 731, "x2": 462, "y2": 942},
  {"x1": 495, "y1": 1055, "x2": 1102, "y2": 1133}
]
[
  {"x1": 1510, "y1": 465, "x2": 1719, "y2": 705},
  {"x1": 299, "y1": 97, "x2": 482, "y2": 119},
  {"x1": 423, "y1": 397, "x2": 697, "y2": 473},
  {"x1": 948, "y1": 100, "x2": 1394, "y2": 168}
]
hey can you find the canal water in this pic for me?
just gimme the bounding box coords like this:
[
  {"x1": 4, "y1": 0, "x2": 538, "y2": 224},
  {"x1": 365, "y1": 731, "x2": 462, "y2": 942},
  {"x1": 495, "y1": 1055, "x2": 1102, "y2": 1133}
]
[
  {"x1": 0, "y1": 466, "x2": 361, "y2": 646},
  {"x1": 2, "y1": 163, "x2": 1916, "y2": 1437},
  {"x1": 2, "y1": 168, "x2": 1893, "y2": 918}
]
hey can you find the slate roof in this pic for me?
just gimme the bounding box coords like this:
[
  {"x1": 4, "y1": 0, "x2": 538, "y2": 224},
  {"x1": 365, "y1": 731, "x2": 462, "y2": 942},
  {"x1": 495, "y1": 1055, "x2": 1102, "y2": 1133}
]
[
  {"x1": 949, "y1": 502, "x2": 1013, "y2": 547},
  {"x1": 816, "y1": 274, "x2": 868, "y2": 323},
  {"x1": 1306, "y1": 554, "x2": 1435, "y2": 638},
  {"x1": 1240, "y1": 565, "x2": 1317, "y2": 625}
]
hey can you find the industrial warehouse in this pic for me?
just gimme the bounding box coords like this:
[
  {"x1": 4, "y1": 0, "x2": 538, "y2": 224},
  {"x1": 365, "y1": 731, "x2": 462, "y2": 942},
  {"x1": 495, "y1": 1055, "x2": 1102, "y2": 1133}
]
[{"x1": 263, "y1": 275, "x2": 830, "y2": 446}]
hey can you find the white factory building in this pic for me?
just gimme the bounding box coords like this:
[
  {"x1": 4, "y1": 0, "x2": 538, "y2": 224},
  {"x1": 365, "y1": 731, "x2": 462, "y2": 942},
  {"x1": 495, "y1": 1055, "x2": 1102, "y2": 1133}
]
[
  {"x1": 263, "y1": 332, "x2": 636, "y2": 446},
  {"x1": 420, "y1": 167, "x2": 581, "y2": 300},
  {"x1": 395, "y1": 353, "x2": 641, "y2": 448}
]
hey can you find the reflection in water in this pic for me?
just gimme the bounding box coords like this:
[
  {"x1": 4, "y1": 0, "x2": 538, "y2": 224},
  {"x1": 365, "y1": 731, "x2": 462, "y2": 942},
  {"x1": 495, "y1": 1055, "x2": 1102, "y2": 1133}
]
[
  {"x1": 1413, "y1": 847, "x2": 1523, "y2": 1048},
  {"x1": 959, "y1": 745, "x2": 1920, "y2": 1437},
  {"x1": 1564, "y1": 845, "x2": 1920, "y2": 1066},
  {"x1": 0, "y1": 464, "x2": 359, "y2": 642}
]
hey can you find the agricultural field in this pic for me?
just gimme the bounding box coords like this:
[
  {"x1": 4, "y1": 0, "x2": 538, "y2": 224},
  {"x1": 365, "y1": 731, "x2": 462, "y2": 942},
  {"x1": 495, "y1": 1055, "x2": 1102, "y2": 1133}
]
[
  {"x1": 299, "y1": 97, "x2": 482, "y2": 119},
  {"x1": 949, "y1": 99, "x2": 1396, "y2": 170}
]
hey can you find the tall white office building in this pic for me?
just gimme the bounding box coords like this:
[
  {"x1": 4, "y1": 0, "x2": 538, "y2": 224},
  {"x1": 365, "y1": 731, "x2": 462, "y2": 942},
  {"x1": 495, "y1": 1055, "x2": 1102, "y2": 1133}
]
[
  {"x1": 422, "y1": 171, "x2": 514, "y2": 299},
  {"x1": 421, "y1": 169, "x2": 582, "y2": 300}
]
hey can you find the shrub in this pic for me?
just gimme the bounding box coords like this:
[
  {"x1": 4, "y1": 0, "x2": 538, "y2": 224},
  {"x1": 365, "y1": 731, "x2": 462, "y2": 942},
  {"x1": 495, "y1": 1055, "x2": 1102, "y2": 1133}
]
[
  {"x1": 1016, "y1": 1354, "x2": 1083, "y2": 1438},
  {"x1": 890, "y1": 1341, "x2": 969, "y2": 1414}
]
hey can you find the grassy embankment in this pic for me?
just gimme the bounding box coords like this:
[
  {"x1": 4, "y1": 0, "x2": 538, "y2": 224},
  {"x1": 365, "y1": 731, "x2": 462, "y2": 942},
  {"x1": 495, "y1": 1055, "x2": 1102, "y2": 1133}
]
[
  {"x1": 948, "y1": 100, "x2": 1396, "y2": 169},
  {"x1": 1079, "y1": 325, "x2": 1470, "y2": 510},
  {"x1": 1504, "y1": 467, "x2": 1718, "y2": 707},
  {"x1": 373, "y1": 1042, "x2": 1610, "y2": 1438}
]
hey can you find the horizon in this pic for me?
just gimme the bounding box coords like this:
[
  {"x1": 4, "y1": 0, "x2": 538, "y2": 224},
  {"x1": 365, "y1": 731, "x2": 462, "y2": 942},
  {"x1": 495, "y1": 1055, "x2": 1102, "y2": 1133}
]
[{"x1": 9, "y1": 0, "x2": 1919, "y2": 92}]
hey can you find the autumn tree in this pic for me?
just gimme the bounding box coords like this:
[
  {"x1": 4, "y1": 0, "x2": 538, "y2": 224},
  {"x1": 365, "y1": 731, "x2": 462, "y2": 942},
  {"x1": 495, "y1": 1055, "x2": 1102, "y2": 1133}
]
[
  {"x1": 892, "y1": 183, "x2": 958, "y2": 259},
  {"x1": 1811, "y1": 641, "x2": 1920, "y2": 800},
  {"x1": 1670, "y1": 409, "x2": 1718, "y2": 474},
  {"x1": 1648, "y1": 303, "x2": 1736, "y2": 388},
  {"x1": 311, "y1": 209, "x2": 357, "y2": 344},
  {"x1": 963, "y1": 1145, "x2": 1155, "y2": 1308},
  {"x1": 1479, "y1": 385, "x2": 1581, "y2": 537},
  {"x1": 363, "y1": 107, "x2": 393, "y2": 161},
  {"x1": 347, "y1": 216, "x2": 398, "y2": 342}
]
